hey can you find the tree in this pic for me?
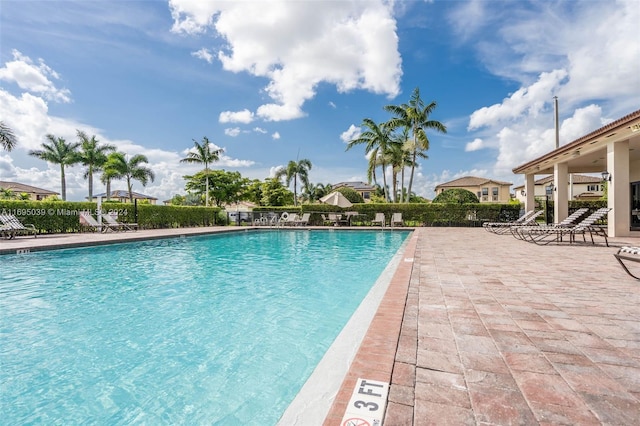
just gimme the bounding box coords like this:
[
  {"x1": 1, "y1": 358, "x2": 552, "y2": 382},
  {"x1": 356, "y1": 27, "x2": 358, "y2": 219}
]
[
  {"x1": 29, "y1": 134, "x2": 80, "y2": 201},
  {"x1": 274, "y1": 158, "x2": 312, "y2": 206},
  {"x1": 76, "y1": 130, "x2": 115, "y2": 200},
  {"x1": 261, "y1": 177, "x2": 294, "y2": 206},
  {"x1": 0, "y1": 187, "x2": 16, "y2": 199},
  {"x1": 346, "y1": 118, "x2": 393, "y2": 202},
  {"x1": 105, "y1": 153, "x2": 155, "y2": 203},
  {"x1": 180, "y1": 137, "x2": 223, "y2": 206},
  {"x1": 184, "y1": 169, "x2": 248, "y2": 207},
  {"x1": 0, "y1": 121, "x2": 18, "y2": 151},
  {"x1": 101, "y1": 152, "x2": 126, "y2": 201},
  {"x1": 385, "y1": 87, "x2": 446, "y2": 202},
  {"x1": 302, "y1": 182, "x2": 332, "y2": 203},
  {"x1": 432, "y1": 188, "x2": 479, "y2": 204}
]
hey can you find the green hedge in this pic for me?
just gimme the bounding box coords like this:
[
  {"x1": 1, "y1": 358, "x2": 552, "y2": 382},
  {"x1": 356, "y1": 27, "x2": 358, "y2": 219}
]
[
  {"x1": 0, "y1": 200, "x2": 220, "y2": 233},
  {"x1": 1, "y1": 199, "x2": 609, "y2": 233}
]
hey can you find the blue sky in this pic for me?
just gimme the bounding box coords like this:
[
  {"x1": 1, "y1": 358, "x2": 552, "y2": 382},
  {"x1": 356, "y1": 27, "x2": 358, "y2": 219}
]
[{"x1": 1, "y1": 0, "x2": 638, "y2": 202}]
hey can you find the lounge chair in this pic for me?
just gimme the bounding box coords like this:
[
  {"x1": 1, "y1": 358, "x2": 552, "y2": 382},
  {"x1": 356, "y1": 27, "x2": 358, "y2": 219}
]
[
  {"x1": 483, "y1": 210, "x2": 541, "y2": 234},
  {"x1": 295, "y1": 213, "x2": 311, "y2": 226},
  {"x1": 327, "y1": 213, "x2": 343, "y2": 226},
  {"x1": 390, "y1": 212, "x2": 403, "y2": 227},
  {"x1": 514, "y1": 208, "x2": 611, "y2": 246},
  {"x1": 0, "y1": 214, "x2": 37, "y2": 239},
  {"x1": 279, "y1": 212, "x2": 299, "y2": 226},
  {"x1": 101, "y1": 213, "x2": 138, "y2": 231},
  {"x1": 371, "y1": 212, "x2": 385, "y2": 227},
  {"x1": 614, "y1": 247, "x2": 640, "y2": 280},
  {"x1": 79, "y1": 212, "x2": 119, "y2": 233},
  {"x1": 510, "y1": 208, "x2": 588, "y2": 240}
]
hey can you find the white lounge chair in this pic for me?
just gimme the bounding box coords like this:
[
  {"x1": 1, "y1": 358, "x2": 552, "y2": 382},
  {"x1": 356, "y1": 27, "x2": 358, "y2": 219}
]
[
  {"x1": 514, "y1": 208, "x2": 611, "y2": 246},
  {"x1": 371, "y1": 212, "x2": 385, "y2": 227},
  {"x1": 79, "y1": 212, "x2": 119, "y2": 233},
  {"x1": 101, "y1": 213, "x2": 138, "y2": 231},
  {"x1": 483, "y1": 210, "x2": 542, "y2": 234},
  {"x1": 295, "y1": 213, "x2": 311, "y2": 226},
  {"x1": 390, "y1": 212, "x2": 403, "y2": 227},
  {"x1": 614, "y1": 247, "x2": 640, "y2": 280},
  {"x1": 0, "y1": 214, "x2": 37, "y2": 239}
]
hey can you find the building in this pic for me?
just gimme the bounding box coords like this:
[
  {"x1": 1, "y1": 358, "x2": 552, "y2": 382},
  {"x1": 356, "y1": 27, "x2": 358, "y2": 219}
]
[
  {"x1": 513, "y1": 174, "x2": 605, "y2": 203},
  {"x1": 434, "y1": 176, "x2": 512, "y2": 203},
  {"x1": 331, "y1": 181, "x2": 376, "y2": 202},
  {"x1": 513, "y1": 108, "x2": 640, "y2": 237},
  {"x1": 90, "y1": 190, "x2": 158, "y2": 204},
  {"x1": 0, "y1": 181, "x2": 58, "y2": 200}
]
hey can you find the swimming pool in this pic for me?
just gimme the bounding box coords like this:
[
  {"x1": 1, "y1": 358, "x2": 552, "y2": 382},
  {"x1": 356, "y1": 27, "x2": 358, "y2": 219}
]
[{"x1": 0, "y1": 229, "x2": 409, "y2": 425}]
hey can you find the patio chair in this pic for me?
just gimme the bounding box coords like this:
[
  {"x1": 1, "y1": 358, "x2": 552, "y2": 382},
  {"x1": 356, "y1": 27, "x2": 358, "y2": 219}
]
[
  {"x1": 101, "y1": 213, "x2": 138, "y2": 231},
  {"x1": 514, "y1": 208, "x2": 611, "y2": 246},
  {"x1": 0, "y1": 214, "x2": 37, "y2": 239},
  {"x1": 327, "y1": 213, "x2": 342, "y2": 226},
  {"x1": 483, "y1": 210, "x2": 541, "y2": 234},
  {"x1": 279, "y1": 212, "x2": 299, "y2": 226},
  {"x1": 294, "y1": 212, "x2": 311, "y2": 226},
  {"x1": 371, "y1": 212, "x2": 385, "y2": 227},
  {"x1": 614, "y1": 247, "x2": 640, "y2": 280},
  {"x1": 390, "y1": 212, "x2": 403, "y2": 227},
  {"x1": 510, "y1": 208, "x2": 588, "y2": 240},
  {"x1": 79, "y1": 212, "x2": 119, "y2": 233}
]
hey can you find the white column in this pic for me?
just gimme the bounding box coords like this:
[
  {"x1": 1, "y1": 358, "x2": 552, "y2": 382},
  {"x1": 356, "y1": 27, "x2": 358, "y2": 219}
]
[
  {"x1": 554, "y1": 163, "x2": 568, "y2": 223},
  {"x1": 524, "y1": 174, "x2": 535, "y2": 212},
  {"x1": 607, "y1": 140, "x2": 630, "y2": 237}
]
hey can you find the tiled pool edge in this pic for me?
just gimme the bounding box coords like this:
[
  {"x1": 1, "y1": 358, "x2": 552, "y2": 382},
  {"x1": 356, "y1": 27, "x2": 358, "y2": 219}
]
[{"x1": 321, "y1": 231, "x2": 417, "y2": 425}]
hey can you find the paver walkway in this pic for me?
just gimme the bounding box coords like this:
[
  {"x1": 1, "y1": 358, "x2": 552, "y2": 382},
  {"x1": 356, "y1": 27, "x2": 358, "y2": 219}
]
[{"x1": 384, "y1": 228, "x2": 640, "y2": 425}]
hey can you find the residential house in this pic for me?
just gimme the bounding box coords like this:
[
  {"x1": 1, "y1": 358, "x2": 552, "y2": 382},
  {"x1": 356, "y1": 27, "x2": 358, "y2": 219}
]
[
  {"x1": 513, "y1": 108, "x2": 640, "y2": 236},
  {"x1": 434, "y1": 176, "x2": 512, "y2": 203},
  {"x1": 0, "y1": 181, "x2": 58, "y2": 200},
  {"x1": 513, "y1": 174, "x2": 605, "y2": 203},
  {"x1": 90, "y1": 190, "x2": 158, "y2": 204},
  {"x1": 331, "y1": 181, "x2": 376, "y2": 202}
]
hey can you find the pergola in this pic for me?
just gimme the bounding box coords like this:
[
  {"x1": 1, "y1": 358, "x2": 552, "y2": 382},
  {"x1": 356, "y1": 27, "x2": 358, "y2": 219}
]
[{"x1": 513, "y1": 109, "x2": 640, "y2": 237}]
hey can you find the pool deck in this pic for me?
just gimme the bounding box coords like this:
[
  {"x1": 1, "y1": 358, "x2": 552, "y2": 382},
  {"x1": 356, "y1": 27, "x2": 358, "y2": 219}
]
[{"x1": 2, "y1": 226, "x2": 640, "y2": 425}]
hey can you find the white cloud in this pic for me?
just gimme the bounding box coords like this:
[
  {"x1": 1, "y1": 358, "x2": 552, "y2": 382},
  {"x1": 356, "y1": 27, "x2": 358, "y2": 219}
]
[
  {"x1": 0, "y1": 50, "x2": 71, "y2": 103},
  {"x1": 219, "y1": 109, "x2": 254, "y2": 124},
  {"x1": 328, "y1": 101, "x2": 336, "y2": 109},
  {"x1": 465, "y1": 138, "x2": 484, "y2": 152},
  {"x1": 271, "y1": 132, "x2": 280, "y2": 140},
  {"x1": 253, "y1": 127, "x2": 267, "y2": 134},
  {"x1": 457, "y1": 0, "x2": 639, "y2": 177},
  {"x1": 340, "y1": 124, "x2": 361, "y2": 143},
  {"x1": 224, "y1": 127, "x2": 241, "y2": 137},
  {"x1": 191, "y1": 47, "x2": 214, "y2": 63},
  {"x1": 169, "y1": 0, "x2": 402, "y2": 122}
]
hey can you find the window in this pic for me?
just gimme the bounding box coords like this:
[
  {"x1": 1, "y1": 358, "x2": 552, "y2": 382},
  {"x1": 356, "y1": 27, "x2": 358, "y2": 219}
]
[
  {"x1": 587, "y1": 184, "x2": 601, "y2": 192},
  {"x1": 482, "y1": 188, "x2": 489, "y2": 196},
  {"x1": 363, "y1": 191, "x2": 370, "y2": 200},
  {"x1": 492, "y1": 187, "x2": 499, "y2": 196}
]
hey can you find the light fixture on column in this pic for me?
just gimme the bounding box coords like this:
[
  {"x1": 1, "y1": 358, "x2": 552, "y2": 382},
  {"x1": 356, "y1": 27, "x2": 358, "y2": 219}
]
[
  {"x1": 520, "y1": 190, "x2": 526, "y2": 196},
  {"x1": 601, "y1": 171, "x2": 611, "y2": 182}
]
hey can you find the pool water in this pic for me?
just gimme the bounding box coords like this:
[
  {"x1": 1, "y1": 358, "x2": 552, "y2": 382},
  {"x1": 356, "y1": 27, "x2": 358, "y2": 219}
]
[{"x1": 0, "y1": 230, "x2": 409, "y2": 425}]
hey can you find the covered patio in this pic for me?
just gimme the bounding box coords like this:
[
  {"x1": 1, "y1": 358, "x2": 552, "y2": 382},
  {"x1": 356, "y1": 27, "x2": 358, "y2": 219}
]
[{"x1": 513, "y1": 109, "x2": 640, "y2": 237}]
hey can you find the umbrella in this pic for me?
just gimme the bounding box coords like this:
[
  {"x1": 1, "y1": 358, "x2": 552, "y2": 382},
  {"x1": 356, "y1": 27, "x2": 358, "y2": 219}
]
[{"x1": 320, "y1": 191, "x2": 353, "y2": 208}]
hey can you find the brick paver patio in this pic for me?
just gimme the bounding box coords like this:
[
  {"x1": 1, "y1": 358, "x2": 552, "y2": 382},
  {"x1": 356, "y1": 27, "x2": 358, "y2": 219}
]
[{"x1": 326, "y1": 228, "x2": 640, "y2": 425}]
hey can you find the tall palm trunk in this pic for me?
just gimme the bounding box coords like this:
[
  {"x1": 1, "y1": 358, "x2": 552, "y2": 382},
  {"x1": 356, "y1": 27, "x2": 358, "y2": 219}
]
[
  {"x1": 60, "y1": 164, "x2": 66, "y2": 201},
  {"x1": 407, "y1": 132, "x2": 418, "y2": 199},
  {"x1": 381, "y1": 161, "x2": 389, "y2": 202},
  {"x1": 106, "y1": 178, "x2": 111, "y2": 201}
]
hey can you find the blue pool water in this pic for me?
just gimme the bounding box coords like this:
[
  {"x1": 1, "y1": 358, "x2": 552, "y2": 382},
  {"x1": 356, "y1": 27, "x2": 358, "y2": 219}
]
[{"x1": 0, "y1": 229, "x2": 409, "y2": 425}]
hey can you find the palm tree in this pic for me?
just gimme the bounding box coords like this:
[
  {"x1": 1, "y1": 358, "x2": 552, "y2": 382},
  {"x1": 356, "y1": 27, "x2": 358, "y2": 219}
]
[
  {"x1": 385, "y1": 87, "x2": 446, "y2": 202},
  {"x1": 29, "y1": 134, "x2": 80, "y2": 200},
  {"x1": 0, "y1": 121, "x2": 18, "y2": 151},
  {"x1": 76, "y1": 130, "x2": 115, "y2": 200},
  {"x1": 275, "y1": 158, "x2": 312, "y2": 206},
  {"x1": 107, "y1": 153, "x2": 155, "y2": 203},
  {"x1": 180, "y1": 137, "x2": 223, "y2": 206},
  {"x1": 346, "y1": 118, "x2": 393, "y2": 202},
  {"x1": 101, "y1": 152, "x2": 126, "y2": 201}
]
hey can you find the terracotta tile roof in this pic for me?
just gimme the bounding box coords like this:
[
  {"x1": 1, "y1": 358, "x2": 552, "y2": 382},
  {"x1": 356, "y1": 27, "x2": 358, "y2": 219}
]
[
  {"x1": 332, "y1": 181, "x2": 375, "y2": 190},
  {"x1": 93, "y1": 190, "x2": 157, "y2": 200},
  {"x1": 436, "y1": 176, "x2": 512, "y2": 188},
  {"x1": 0, "y1": 181, "x2": 58, "y2": 195}
]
